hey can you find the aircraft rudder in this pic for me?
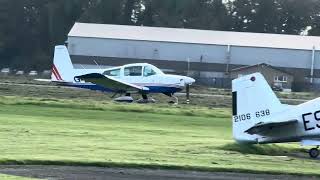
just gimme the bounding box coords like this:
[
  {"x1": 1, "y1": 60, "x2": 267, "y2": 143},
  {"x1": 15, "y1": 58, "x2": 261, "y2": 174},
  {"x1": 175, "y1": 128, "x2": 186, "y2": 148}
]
[
  {"x1": 231, "y1": 73, "x2": 282, "y2": 141},
  {"x1": 51, "y1": 45, "x2": 74, "y2": 82},
  {"x1": 231, "y1": 72, "x2": 282, "y2": 114}
]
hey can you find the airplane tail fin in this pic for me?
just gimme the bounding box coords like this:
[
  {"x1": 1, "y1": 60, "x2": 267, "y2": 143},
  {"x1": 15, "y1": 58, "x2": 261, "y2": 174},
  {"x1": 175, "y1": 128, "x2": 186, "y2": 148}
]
[
  {"x1": 51, "y1": 45, "x2": 75, "y2": 82},
  {"x1": 232, "y1": 73, "x2": 286, "y2": 143}
]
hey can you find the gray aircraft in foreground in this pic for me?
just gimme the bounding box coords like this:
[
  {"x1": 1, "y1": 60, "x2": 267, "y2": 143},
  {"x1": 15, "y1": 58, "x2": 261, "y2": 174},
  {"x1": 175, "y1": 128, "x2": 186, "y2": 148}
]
[{"x1": 232, "y1": 73, "x2": 320, "y2": 158}]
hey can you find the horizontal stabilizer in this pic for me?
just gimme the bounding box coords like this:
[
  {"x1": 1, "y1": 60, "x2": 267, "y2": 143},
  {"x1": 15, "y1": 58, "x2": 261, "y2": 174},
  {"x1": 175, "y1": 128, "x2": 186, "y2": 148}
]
[
  {"x1": 245, "y1": 119, "x2": 298, "y2": 135},
  {"x1": 75, "y1": 73, "x2": 149, "y2": 93},
  {"x1": 34, "y1": 79, "x2": 52, "y2": 82}
]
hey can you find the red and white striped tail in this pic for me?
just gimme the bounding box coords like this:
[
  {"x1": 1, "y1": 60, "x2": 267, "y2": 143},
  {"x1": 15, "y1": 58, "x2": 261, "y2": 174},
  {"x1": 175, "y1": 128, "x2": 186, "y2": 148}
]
[
  {"x1": 51, "y1": 46, "x2": 75, "y2": 82},
  {"x1": 51, "y1": 64, "x2": 63, "y2": 81}
]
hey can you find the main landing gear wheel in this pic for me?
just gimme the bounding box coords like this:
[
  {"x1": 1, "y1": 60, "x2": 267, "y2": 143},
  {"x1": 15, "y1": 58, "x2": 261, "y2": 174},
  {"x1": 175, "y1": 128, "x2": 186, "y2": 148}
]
[
  {"x1": 164, "y1": 93, "x2": 178, "y2": 105},
  {"x1": 136, "y1": 94, "x2": 156, "y2": 104},
  {"x1": 169, "y1": 95, "x2": 178, "y2": 105},
  {"x1": 309, "y1": 148, "x2": 319, "y2": 158}
]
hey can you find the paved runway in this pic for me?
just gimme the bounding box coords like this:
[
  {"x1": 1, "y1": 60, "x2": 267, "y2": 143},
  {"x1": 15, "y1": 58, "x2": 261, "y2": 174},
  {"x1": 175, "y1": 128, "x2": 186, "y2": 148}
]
[{"x1": 0, "y1": 166, "x2": 316, "y2": 180}]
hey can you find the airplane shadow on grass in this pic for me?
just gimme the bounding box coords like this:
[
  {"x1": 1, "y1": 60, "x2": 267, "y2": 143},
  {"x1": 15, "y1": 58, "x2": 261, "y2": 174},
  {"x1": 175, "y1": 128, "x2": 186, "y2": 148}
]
[{"x1": 219, "y1": 143, "x2": 311, "y2": 159}]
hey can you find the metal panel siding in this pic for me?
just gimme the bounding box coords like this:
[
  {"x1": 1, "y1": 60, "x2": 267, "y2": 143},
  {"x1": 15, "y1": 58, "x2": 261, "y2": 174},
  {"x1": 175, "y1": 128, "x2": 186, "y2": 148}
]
[
  {"x1": 68, "y1": 35, "x2": 320, "y2": 80},
  {"x1": 69, "y1": 23, "x2": 320, "y2": 51},
  {"x1": 68, "y1": 37, "x2": 227, "y2": 63},
  {"x1": 230, "y1": 47, "x2": 313, "y2": 69},
  {"x1": 314, "y1": 51, "x2": 320, "y2": 77}
]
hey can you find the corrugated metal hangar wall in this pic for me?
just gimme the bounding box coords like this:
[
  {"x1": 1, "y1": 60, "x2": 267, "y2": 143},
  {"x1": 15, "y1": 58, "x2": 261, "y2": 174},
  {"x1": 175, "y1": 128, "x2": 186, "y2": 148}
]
[{"x1": 67, "y1": 23, "x2": 320, "y2": 87}]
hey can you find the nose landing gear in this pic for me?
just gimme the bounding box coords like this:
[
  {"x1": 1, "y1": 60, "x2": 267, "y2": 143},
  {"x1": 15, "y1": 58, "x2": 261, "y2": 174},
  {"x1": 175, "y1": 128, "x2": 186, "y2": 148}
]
[{"x1": 113, "y1": 93, "x2": 134, "y2": 103}]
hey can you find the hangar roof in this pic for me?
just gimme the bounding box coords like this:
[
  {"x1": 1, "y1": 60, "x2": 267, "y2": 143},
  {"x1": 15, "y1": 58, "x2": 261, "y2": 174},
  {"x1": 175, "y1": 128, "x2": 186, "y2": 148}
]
[{"x1": 69, "y1": 22, "x2": 320, "y2": 51}]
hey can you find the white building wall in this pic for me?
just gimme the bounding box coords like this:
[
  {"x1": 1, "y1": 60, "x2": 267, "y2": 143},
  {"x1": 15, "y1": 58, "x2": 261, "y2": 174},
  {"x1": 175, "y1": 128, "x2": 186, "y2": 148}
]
[
  {"x1": 68, "y1": 36, "x2": 319, "y2": 78},
  {"x1": 68, "y1": 37, "x2": 228, "y2": 63},
  {"x1": 230, "y1": 46, "x2": 314, "y2": 69}
]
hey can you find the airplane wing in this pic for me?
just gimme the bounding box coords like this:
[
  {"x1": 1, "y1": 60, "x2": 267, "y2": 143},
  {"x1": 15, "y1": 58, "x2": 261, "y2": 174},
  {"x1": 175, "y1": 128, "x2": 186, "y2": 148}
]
[
  {"x1": 75, "y1": 73, "x2": 149, "y2": 93},
  {"x1": 245, "y1": 119, "x2": 298, "y2": 135}
]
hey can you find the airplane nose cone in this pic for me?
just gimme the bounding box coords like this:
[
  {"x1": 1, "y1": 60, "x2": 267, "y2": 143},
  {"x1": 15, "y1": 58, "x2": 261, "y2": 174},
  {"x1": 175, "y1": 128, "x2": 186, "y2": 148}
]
[{"x1": 185, "y1": 77, "x2": 196, "y2": 85}]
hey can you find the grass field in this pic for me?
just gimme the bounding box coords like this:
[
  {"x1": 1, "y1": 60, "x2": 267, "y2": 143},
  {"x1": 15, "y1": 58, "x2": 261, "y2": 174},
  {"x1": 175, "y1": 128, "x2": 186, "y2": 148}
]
[
  {"x1": 0, "y1": 174, "x2": 38, "y2": 180},
  {"x1": 0, "y1": 96, "x2": 320, "y2": 176}
]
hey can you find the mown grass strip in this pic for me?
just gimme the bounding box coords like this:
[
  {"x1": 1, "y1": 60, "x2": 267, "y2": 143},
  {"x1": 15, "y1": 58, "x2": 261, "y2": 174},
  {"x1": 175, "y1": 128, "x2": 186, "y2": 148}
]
[
  {"x1": 0, "y1": 96, "x2": 230, "y2": 118},
  {"x1": 0, "y1": 96, "x2": 319, "y2": 177},
  {"x1": 0, "y1": 174, "x2": 39, "y2": 180}
]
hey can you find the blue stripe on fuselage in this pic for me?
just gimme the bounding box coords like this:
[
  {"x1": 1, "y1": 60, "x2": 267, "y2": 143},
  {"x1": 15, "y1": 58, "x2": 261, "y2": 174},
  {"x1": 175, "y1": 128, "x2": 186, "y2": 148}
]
[
  {"x1": 146, "y1": 86, "x2": 182, "y2": 94},
  {"x1": 62, "y1": 83, "x2": 182, "y2": 94}
]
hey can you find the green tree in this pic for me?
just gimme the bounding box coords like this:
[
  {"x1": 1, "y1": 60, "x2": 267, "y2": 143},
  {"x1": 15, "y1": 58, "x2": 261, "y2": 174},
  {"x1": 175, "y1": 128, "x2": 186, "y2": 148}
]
[
  {"x1": 309, "y1": 17, "x2": 320, "y2": 36},
  {"x1": 0, "y1": 0, "x2": 10, "y2": 56},
  {"x1": 137, "y1": 0, "x2": 229, "y2": 30},
  {"x1": 247, "y1": 0, "x2": 282, "y2": 33},
  {"x1": 183, "y1": 0, "x2": 230, "y2": 30},
  {"x1": 80, "y1": 0, "x2": 124, "y2": 24},
  {"x1": 47, "y1": 0, "x2": 91, "y2": 49},
  {"x1": 278, "y1": 0, "x2": 316, "y2": 35},
  {"x1": 2, "y1": 0, "x2": 91, "y2": 70},
  {"x1": 229, "y1": 0, "x2": 318, "y2": 34}
]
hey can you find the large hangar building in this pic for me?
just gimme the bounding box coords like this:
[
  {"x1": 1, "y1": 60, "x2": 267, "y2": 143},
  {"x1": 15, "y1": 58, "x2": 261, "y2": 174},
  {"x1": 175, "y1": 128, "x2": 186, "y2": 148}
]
[{"x1": 67, "y1": 22, "x2": 320, "y2": 88}]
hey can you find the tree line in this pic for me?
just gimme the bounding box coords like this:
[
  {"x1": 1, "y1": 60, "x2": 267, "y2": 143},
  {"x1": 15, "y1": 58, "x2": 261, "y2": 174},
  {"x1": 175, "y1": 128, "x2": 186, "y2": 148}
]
[{"x1": 0, "y1": 0, "x2": 319, "y2": 70}]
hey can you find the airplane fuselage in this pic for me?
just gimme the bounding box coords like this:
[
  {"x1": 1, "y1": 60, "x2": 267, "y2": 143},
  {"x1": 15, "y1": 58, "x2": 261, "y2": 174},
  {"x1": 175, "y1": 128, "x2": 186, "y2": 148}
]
[
  {"x1": 235, "y1": 97, "x2": 320, "y2": 144},
  {"x1": 48, "y1": 46, "x2": 195, "y2": 104},
  {"x1": 61, "y1": 63, "x2": 195, "y2": 95}
]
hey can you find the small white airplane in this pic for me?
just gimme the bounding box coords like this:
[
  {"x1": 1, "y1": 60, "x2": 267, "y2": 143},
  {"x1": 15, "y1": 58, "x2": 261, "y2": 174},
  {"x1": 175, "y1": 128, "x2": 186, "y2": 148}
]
[
  {"x1": 48, "y1": 45, "x2": 195, "y2": 103},
  {"x1": 232, "y1": 73, "x2": 320, "y2": 158}
]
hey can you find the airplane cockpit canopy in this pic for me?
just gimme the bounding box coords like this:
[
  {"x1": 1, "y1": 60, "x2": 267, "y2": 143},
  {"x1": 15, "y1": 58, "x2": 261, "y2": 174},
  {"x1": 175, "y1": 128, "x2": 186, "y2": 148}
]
[
  {"x1": 103, "y1": 68, "x2": 120, "y2": 77},
  {"x1": 103, "y1": 64, "x2": 164, "y2": 77},
  {"x1": 143, "y1": 65, "x2": 157, "y2": 77},
  {"x1": 123, "y1": 64, "x2": 164, "y2": 77},
  {"x1": 143, "y1": 64, "x2": 164, "y2": 76},
  {"x1": 124, "y1": 66, "x2": 142, "y2": 76}
]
